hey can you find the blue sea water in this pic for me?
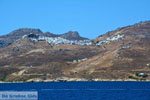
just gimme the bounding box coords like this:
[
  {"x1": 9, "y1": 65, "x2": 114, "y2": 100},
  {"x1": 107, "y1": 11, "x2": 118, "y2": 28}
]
[{"x1": 0, "y1": 81, "x2": 150, "y2": 100}]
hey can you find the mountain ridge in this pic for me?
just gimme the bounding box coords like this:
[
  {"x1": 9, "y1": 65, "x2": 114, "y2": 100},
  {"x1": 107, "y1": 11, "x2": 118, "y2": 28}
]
[
  {"x1": 0, "y1": 21, "x2": 150, "y2": 82},
  {"x1": 0, "y1": 28, "x2": 89, "y2": 48}
]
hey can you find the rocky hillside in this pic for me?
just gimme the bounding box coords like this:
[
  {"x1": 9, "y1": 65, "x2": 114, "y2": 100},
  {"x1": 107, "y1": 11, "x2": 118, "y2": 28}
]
[
  {"x1": 0, "y1": 21, "x2": 150, "y2": 82},
  {"x1": 70, "y1": 21, "x2": 150, "y2": 81},
  {"x1": 0, "y1": 28, "x2": 88, "y2": 48}
]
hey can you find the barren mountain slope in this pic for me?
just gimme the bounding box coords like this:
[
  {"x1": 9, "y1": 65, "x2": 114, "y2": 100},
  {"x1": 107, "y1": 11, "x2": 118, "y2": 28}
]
[
  {"x1": 0, "y1": 37, "x2": 102, "y2": 82},
  {"x1": 67, "y1": 21, "x2": 150, "y2": 81},
  {"x1": 0, "y1": 21, "x2": 150, "y2": 82}
]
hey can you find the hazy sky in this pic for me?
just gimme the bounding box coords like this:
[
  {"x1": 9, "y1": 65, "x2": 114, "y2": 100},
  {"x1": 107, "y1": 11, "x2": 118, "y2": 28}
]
[{"x1": 0, "y1": 0, "x2": 150, "y2": 39}]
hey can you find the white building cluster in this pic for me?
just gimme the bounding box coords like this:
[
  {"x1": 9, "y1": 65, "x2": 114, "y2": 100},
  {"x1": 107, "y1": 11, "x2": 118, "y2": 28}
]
[
  {"x1": 24, "y1": 34, "x2": 92, "y2": 46},
  {"x1": 38, "y1": 36, "x2": 93, "y2": 45},
  {"x1": 96, "y1": 34, "x2": 124, "y2": 45},
  {"x1": 73, "y1": 58, "x2": 88, "y2": 63},
  {"x1": 22, "y1": 33, "x2": 124, "y2": 46}
]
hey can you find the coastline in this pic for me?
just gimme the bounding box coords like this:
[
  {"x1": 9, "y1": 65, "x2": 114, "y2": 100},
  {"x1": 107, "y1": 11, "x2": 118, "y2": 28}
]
[{"x1": 0, "y1": 78, "x2": 150, "y2": 83}]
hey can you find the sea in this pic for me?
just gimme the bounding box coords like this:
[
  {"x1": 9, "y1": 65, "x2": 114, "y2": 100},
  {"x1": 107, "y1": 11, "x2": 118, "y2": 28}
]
[{"x1": 0, "y1": 81, "x2": 150, "y2": 100}]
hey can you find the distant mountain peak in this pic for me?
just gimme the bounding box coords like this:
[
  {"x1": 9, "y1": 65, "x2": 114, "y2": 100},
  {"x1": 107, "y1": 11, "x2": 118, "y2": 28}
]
[
  {"x1": 8, "y1": 28, "x2": 88, "y2": 40},
  {"x1": 61, "y1": 31, "x2": 79, "y2": 38},
  {"x1": 43, "y1": 32, "x2": 60, "y2": 37},
  {"x1": 9, "y1": 28, "x2": 43, "y2": 36},
  {"x1": 0, "y1": 28, "x2": 89, "y2": 48},
  {"x1": 61, "y1": 31, "x2": 88, "y2": 40}
]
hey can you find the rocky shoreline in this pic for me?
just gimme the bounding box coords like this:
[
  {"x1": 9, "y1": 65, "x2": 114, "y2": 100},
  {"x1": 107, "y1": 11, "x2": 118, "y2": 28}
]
[{"x1": 0, "y1": 78, "x2": 149, "y2": 83}]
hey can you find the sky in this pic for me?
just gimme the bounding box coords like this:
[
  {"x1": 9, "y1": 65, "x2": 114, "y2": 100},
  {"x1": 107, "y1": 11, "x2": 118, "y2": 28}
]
[{"x1": 0, "y1": 0, "x2": 150, "y2": 39}]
